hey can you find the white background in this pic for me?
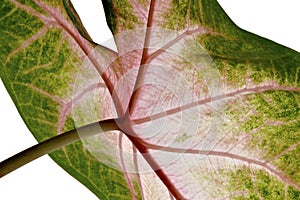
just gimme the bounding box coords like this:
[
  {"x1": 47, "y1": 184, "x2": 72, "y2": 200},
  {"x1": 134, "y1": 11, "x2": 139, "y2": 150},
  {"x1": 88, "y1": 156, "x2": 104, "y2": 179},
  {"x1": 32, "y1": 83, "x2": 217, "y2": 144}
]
[{"x1": 1, "y1": 0, "x2": 300, "y2": 199}]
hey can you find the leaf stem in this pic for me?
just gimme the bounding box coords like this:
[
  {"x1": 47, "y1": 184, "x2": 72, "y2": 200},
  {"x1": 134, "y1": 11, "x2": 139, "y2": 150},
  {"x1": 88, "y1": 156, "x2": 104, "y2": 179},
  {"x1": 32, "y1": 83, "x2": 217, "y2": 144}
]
[{"x1": 0, "y1": 118, "x2": 119, "y2": 178}]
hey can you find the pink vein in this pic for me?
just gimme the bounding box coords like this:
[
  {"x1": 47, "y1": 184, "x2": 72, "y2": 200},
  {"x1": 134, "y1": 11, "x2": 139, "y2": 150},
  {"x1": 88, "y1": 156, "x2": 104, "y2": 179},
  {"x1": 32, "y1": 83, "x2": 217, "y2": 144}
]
[
  {"x1": 143, "y1": 143, "x2": 300, "y2": 191},
  {"x1": 267, "y1": 141, "x2": 300, "y2": 163},
  {"x1": 168, "y1": 191, "x2": 175, "y2": 200},
  {"x1": 118, "y1": 134, "x2": 139, "y2": 200},
  {"x1": 9, "y1": 0, "x2": 52, "y2": 22},
  {"x1": 132, "y1": 146, "x2": 146, "y2": 200},
  {"x1": 129, "y1": 0, "x2": 147, "y2": 19},
  {"x1": 146, "y1": 27, "x2": 219, "y2": 63},
  {"x1": 5, "y1": 25, "x2": 49, "y2": 63},
  {"x1": 28, "y1": 84, "x2": 63, "y2": 104},
  {"x1": 23, "y1": 32, "x2": 64, "y2": 74},
  {"x1": 128, "y1": 0, "x2": 156, "y2": 114},
  {"x1": 132, "y1": 85, "x2": 300, "y2": 124}
]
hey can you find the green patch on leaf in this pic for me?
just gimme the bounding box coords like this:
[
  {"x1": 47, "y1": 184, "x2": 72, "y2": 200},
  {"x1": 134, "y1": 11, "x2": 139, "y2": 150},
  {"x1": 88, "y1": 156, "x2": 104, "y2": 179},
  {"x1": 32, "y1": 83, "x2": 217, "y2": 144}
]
[
  {"x1": 164, "y1": 0, "x2": 202, "y2": 30},
  {"x1": 255, "y1": 170, "x2": 285, "y2": 200},
  {"x1": 252, "y1": 122, "x2": 300, "y2": 159},
  {"x1": 101, "y1": 0, "x2": 140, "y2": 33},
  {"x1": 274, "y1": 146, "x2": 300, "y2": 184},
  {"x1": 249, "y1": 91, "x2": 300, "y2": 121},
  {"x1": 240, "y1": 115, "x2": 264, "y2": 132},
  {"x1": 288, "y1": 186, "x2": 300, "y2": 199},
  {"x1": 228, "y1": 167, "x2": 286, "y2": 200},
  {"x1": 16, "y1": 0, "x2": 47, "y2": 15},
  {"x1": 62, "y1": 116, "x2": 76, "y2": 132}
]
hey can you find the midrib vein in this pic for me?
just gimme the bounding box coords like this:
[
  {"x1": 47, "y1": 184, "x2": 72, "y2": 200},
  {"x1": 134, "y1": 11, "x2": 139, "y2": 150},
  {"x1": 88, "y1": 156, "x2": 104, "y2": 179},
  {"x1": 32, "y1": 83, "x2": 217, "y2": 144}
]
[{"x1": 127, "y1": 0, "x2": 156, "y2": 114}]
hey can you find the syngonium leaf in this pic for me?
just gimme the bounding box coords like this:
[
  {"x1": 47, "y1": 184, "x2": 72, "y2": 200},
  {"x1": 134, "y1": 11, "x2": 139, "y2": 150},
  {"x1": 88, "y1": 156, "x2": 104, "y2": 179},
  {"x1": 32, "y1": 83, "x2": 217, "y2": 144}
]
[{"x1": 0, "y1": 0, "x2": 300, "y2": 199}]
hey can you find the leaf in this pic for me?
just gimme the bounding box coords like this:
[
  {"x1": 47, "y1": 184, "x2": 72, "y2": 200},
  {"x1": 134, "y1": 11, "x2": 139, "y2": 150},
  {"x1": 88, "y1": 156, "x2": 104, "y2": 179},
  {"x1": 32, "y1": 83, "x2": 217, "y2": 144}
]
[
  {"x1": 1, "y1": 0, "x2": 300, "y2": 200},
  {"x1": 0, "y1": 0, "x2": 139, "y2": 199}
]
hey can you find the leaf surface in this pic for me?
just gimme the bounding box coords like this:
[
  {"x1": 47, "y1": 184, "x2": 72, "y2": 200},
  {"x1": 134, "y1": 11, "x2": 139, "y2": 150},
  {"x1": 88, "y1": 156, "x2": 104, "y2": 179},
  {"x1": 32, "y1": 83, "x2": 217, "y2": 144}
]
[
  {"x1": 0, "y1": 0, "x2": 139, "y2": 199},
  {"x1": 1, "y1": 0, "x2": 300, "y2": 199}
]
